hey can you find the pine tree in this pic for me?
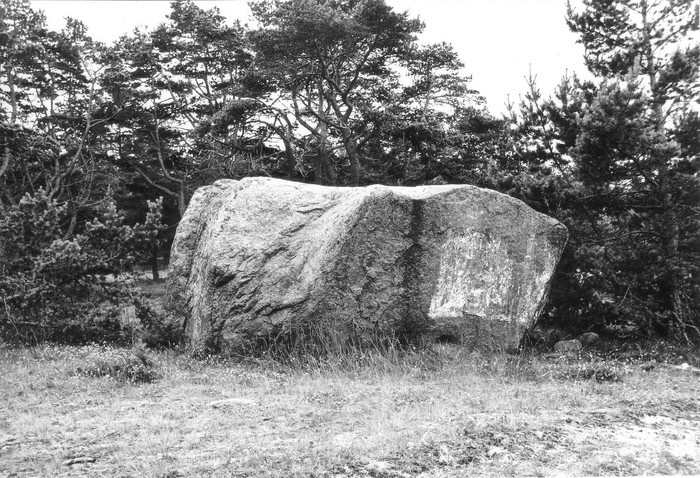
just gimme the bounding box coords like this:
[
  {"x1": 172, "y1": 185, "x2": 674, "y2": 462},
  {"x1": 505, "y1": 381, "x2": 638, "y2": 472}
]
[{"x1": 565, "y1": 0, "x2": 700, "y2": 341}]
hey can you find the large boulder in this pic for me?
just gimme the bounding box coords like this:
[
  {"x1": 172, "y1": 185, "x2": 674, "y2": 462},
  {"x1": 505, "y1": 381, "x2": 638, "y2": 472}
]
[{"x1": 165, "y1": 177, "x2": 567, "y2": 354}]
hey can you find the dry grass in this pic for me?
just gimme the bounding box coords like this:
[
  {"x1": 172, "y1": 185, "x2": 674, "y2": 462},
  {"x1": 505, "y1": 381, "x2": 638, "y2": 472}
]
[{"x1": 0, "y1": 343, "x2": 698, "y2": 477}]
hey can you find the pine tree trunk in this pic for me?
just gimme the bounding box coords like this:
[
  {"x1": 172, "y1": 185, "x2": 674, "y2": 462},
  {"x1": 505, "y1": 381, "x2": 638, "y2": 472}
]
[
  {"x1": 6, "y1": 60, "x2": 18, "y2": 124},
  {"x1": 283, "y1": 139, "x2": 296, "y2": 179},
  {"x1": 314, "y1": 156, "x2": 324, "y2": 185},
  {"x1": 178, "y1": 184, "x2": 187, "y2": 219},
  {"x1": 151, "y1": 245, "x2": 160, "y2": 282},
  {"x1": 345, "y1": 137, "x2": 360, "y2": 186}
]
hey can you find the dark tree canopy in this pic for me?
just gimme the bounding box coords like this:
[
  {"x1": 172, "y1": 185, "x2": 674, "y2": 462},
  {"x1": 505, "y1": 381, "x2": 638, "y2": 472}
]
[{"x1": 1, "y1": 0, "x2": 698, "y2": 345}]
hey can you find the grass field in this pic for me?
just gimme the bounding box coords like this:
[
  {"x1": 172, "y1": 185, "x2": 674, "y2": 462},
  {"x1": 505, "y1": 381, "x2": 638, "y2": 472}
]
[{"x1": 1, "y1": 342, "x2": 698, "y2": 477}]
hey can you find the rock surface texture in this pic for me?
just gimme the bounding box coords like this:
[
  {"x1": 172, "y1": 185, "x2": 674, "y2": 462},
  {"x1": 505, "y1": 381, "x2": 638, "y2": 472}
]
[{"x1": 165, "y1": 178, "x2": 568, "y2": 354}]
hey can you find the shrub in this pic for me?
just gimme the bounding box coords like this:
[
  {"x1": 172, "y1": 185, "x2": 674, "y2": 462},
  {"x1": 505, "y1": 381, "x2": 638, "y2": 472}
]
[
  {"x1": 559, "y1": 362, "x2": 624, "y2": 383},
  {"x1": 0, "y1": 190, "x2": 164, "y2": 345},
  {"x1": 74, "y1": 345, "x2": 160, "y2": 383},
  {"x1": 135, "y1": 297, "x2": 184, "y2": 349}
]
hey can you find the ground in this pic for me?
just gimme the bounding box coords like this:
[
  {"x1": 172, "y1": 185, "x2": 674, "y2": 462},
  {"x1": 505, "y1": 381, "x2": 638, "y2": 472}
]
[{"x1": 0, "y1": 342, "x2": 698, "y2": 477}]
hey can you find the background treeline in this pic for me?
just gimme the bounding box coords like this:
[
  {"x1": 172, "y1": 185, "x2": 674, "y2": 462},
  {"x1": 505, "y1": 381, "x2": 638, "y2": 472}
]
[{"x1": 0, "y1": 0, "x2": 698, "y2": 345}]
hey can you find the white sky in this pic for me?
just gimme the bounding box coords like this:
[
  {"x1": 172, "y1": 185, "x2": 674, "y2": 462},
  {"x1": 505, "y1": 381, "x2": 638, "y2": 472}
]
[{"x1": 32, "y1": 0, "x2": 590, "y2": 115}]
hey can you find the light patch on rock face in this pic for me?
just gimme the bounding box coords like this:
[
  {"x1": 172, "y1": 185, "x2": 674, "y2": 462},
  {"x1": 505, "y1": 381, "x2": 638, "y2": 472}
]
[
  {"x1": 427, "y1": 228, "x2": 560, "y2": 346},
  {"x1": 429, "y1": 232, "x2": 515, "y2": 322},
  {"x1": 514, "y1": 231, "x2": 559, "y2": 327},
  {"x1": 429, "y1": 228, "x2": 558, "y2": 330}
]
